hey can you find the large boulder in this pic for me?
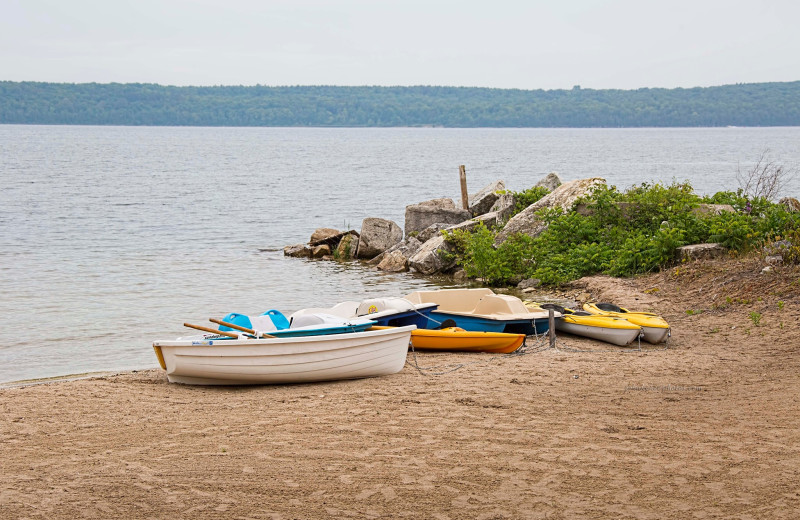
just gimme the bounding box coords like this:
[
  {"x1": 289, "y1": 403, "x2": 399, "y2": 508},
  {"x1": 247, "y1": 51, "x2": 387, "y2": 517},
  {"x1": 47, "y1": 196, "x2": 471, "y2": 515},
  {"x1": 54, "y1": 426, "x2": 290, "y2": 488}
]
[
  {"x1": 366, "y1": 236, "x2": 423, "y2": 267},
  {"x1": 779, "y1": 197, "x2": 800, "y2": 212},
  {"x1": 309, "y1": 228, "x2": 342, "y2": 245},
  {"x1": 490, "y1": 192, "x2": 517, "y2": 223},
  {"x1": 534, "y1": 172, "x2": 562, "y2": 191},
  {"x1": 495, "y1": 177, "x2": 606, "y2": 245},
  {"x1": 444, "y1": 212, "x2": 499, "y2": 234},
  {"x1": 693, "y1": 204, "x2": 735, "y2": 216},
  {"x1": 335, "y1": 233, "x2": 359, "y2": 260},
  {"x1": 408, "y1": 235, "x2": 456, "y2": 275},
  {"x1": 376, "y1": 250, "x2": 410, "y2": 272},
  {"x1": 469, "y1": 180, "x2": 505, "y2": 217},
  {"x1": 678, "y1": 243, "x2": 727, "y2": 261},
  {"x1": 405, "y1": 198, "x2": 471, "y2": 235},
  {"x1": 356, "y1": 217, "x2": 403, "y2": 259},
  {"x1": 417, "y1": 222, "x2": 452, "y2": 244},
  {"x1": 311, "y1": 244, "x2": 331, "y2": 259},
  {"x1": 283, "y1": 243, "x2": 312, "y2": 258}
]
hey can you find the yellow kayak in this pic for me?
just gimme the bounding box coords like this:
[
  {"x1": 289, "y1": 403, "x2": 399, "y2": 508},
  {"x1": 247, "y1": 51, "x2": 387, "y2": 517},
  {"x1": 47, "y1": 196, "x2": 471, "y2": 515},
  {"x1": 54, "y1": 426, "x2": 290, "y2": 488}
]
[
  {"x1": 582, "y1": 303, "x2": 670, "y2": 344},
  {"x1": 410, "y1": 327, "x2": 525, "y2": 353},
  {"x1": 529, "y1": 303, "x2": 643, "y2": 346}
]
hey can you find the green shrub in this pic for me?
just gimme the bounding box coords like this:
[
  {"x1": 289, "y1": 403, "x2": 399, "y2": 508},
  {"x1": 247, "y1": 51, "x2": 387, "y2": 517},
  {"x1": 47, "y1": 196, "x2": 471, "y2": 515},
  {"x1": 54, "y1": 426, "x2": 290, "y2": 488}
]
[
  {"x1": 444, "y1": 223, "x2": 536, "y2": 285},
  {"x1": 509, "y1": 186, "x2": 550, "y2": 218},
  {"x1": 449, "y1": 180, "x2": 800, "y2": 286}
]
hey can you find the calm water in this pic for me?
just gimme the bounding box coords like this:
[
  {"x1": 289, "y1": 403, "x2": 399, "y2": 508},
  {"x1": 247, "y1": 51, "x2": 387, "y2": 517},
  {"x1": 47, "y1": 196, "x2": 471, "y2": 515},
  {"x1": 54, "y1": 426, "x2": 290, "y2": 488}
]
[{"x1": 2, "y1": 125, "x2": 799, "y2": 383}]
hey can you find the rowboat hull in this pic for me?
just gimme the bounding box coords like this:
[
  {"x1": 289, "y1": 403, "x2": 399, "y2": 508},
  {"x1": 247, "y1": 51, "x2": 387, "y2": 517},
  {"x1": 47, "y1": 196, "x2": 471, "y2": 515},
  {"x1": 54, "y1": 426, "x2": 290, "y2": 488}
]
[
  {"x1": 410, "y1": 328, "x2": 525, "y2": 353},
  {"x1": 153, "y1": 325, "x2": 414, "y2": 385}
]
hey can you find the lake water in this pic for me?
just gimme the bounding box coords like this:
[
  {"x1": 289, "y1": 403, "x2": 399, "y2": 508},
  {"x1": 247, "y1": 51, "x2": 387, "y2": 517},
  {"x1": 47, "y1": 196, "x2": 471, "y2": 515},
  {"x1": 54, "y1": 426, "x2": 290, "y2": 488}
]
[{"x1": 2, "y1": 125, "x2": 799, "y2": 383}]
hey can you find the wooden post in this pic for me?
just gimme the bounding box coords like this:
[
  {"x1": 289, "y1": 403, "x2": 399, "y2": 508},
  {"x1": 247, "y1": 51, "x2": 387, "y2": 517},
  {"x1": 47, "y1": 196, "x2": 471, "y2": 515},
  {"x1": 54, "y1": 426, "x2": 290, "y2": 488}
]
[
  {"x1": 459, "y1": 165, "x2": 468, "y2": 210},
  {"x1": 548, "y1": 308, "x2": 556, "y2": 348}
]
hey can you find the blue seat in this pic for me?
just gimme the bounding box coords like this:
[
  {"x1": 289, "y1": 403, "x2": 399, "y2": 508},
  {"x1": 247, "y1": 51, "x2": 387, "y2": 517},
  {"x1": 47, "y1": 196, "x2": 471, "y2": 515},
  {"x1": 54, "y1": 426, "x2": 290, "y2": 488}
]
[
  {"x1": 261, "y1": 309, "x2": 290, "y2": 330},
  {"x1": 218, "y1": 312, "x2": 253, "y2": 331},
  {"x1": 217, "y1": 309, "x2": 290, "y2": 332}
]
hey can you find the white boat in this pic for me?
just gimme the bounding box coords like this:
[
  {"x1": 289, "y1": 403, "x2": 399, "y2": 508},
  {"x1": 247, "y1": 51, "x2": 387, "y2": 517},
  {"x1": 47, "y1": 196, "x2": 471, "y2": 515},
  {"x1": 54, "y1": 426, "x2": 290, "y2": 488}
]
[
  {"x1": 290, "y1": 297, "x2": 437, "y2": 329},
  {"x1": 153, "y1": 325, "x2": 415, "y2": 385}
]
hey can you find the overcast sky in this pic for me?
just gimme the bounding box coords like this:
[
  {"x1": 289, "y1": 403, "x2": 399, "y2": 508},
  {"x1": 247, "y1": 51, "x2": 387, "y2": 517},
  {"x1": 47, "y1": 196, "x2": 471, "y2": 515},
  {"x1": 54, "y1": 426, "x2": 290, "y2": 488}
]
[{"x1": 1, "y1": 0, "x2": 798, "y2": 90}]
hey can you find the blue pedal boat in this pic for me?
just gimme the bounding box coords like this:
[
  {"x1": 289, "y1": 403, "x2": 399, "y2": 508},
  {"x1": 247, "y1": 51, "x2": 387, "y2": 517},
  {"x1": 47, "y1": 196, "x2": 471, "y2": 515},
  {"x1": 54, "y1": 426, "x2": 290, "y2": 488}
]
[{"x1": 405, "y1": 288, "x2": 554, "y2": 335}]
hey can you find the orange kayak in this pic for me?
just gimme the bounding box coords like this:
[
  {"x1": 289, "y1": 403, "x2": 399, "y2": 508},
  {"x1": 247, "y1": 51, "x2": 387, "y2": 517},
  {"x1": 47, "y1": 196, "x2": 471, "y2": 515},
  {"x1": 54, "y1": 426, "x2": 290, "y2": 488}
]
[{"x1": 410, "y1": 327, "x2": 525, "y2": 354}]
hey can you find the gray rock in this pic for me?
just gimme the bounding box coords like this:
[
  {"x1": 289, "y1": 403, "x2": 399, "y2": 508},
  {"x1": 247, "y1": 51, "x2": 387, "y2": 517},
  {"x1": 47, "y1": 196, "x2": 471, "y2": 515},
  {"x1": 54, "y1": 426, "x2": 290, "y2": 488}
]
[
  {"x1": 283, "y1": 243, "x2": 312, "y2": 258},
  {"x1": 495, "y1": 177, "x2": 606, "y2": 245},
  {"x1": 376, "y1": 250, "x2": 410, "y2": 272},
  {"x1": 405, "y1": 198, "x2": 471, "y2": 235},
  {"x1": 693, "y1": 204, "x2": 735, "y2": 216},
  {"x1": 311, "y1": 244, "x2": 331, "y2": 258},
  {"x1": 408, "y1": 235, "x2": 456, "y2": 275},
  {"x1": 309, "y1": 227, "x2": 341, "y2": 245},
  {"x1": 779, "y1": 197, "x2": 800, "y2": 212},
  {"x1": 366, "y1": 236, "x2": 423, "y2": 266},
  {"x1": 469, "y1": 180, "x2": 505, "y2": 217},
  {"x1": 452, "y1": 269, "x2": 470, "y2": 283},
  {"x1": 417, "y1": 223, "x2": 452, "y2": 244},
  {"x1": 534, "y1": 172, "x2": 562, "y2": 191},
  {"x1": 490, "y1": 193, "x2": 517, "y2": 223},
  {"x1": 475, "y1": 211, "x2": 498, "y2": 229},
  {"x1": 356, "y1": 217, "x2": 403, "y2": 259},
  {"x1": 335, "y1": 234, "x2": 359, "y2": 261},
  {"x1": 443, "y1": 220, "x2": 480, "y2": 234},
  {"x1": 444, "y1": 211, "x2": 499, "y2": 234},
  {"x1": 764, "y1": 239, "x2": 792, "y2": 256},
  {"x1": 678, "y1": 243, "x2": 726, "y2": 261},
  {"x1": 517, "y1": 278, "x2": 541, "y2": 290},
  {"x1": 765, "y1": 255, "x2": 784, "y2": 266}
]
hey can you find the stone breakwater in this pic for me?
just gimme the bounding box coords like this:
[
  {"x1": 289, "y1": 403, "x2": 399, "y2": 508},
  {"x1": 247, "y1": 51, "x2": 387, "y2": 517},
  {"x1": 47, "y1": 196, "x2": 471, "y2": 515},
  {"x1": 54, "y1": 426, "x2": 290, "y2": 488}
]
[
  {"x1": 284, "y1": 172, "x2": 577, "y2": 277},
  {"x1": 283, "y1": 173, "x2": 800, "y2": 281}
]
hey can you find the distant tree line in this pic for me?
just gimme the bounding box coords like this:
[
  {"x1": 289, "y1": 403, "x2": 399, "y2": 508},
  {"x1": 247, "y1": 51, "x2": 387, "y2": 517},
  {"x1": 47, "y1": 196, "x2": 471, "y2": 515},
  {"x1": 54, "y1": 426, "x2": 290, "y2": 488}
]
[{"x1": 1, "y1": 81, "x2": 799, "y2": 127}]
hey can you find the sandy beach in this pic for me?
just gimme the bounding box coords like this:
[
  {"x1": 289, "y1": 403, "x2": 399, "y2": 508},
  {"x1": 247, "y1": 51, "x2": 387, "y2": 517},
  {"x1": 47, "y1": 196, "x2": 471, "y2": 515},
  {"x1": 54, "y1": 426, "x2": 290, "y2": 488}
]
[{"x1": 3, "y1": 256, "x2": 800, "y2": 519}]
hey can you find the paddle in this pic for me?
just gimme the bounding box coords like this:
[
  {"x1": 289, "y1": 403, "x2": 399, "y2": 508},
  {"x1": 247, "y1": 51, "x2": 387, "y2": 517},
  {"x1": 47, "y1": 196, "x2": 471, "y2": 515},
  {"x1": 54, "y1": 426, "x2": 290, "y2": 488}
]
[
  {"x1": 209, "y1": 318, "x2": 276, "y2": 338},
  {"x1": 184, "y1": 322, "x2": 240, "y2": 338}
]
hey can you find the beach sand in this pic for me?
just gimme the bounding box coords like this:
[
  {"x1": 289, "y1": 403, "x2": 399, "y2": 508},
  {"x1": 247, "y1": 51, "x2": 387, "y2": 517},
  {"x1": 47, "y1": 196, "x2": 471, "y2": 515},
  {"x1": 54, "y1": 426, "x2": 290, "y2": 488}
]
[{"x1": 2, "y1": 257, "x2": 800, "y2": 519}]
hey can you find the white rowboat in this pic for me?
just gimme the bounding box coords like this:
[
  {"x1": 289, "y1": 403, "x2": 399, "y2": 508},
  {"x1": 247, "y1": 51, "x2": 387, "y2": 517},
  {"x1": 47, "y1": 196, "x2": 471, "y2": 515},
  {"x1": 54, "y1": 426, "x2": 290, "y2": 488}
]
[{"x1": 153, "y1": 325, "x2": 414, "y2": 385}]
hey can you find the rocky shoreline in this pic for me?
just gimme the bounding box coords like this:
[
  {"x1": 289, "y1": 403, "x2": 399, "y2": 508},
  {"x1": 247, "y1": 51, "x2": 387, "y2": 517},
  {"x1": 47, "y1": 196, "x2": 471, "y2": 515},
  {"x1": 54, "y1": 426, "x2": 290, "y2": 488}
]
[
  {"x1": 283, "y1": 172, "x2": 573, "y2": 277},
  {"x1": 284, "y1": 172, "x2": 800, "y2": 291}
]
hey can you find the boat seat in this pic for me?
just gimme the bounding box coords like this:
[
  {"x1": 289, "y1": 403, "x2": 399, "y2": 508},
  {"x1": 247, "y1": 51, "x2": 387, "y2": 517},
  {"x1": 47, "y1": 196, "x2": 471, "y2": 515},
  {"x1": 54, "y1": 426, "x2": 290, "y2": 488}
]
[
  {"x1": 261, "y1": 309, "x2": 290, "y2": 329},
  {"x1": 596, "y1": 302, "x2": 624, "y2": 312},
  {"x1": 290, "y1": 301, "x2": 359, "y2": 320},
  {"x1": 473, "y1": 294, "x2": 530, "y2": 316},
  {"x1": 289, "y1": 313, "x2": 363, "y2": 329},
  {"x1": 356, "y1": 297, "x2": 415, "y2": 316},
  {"x1": 218, "y1": 309, "x2": 290, "y2": 332},
  {"x1": 405, "y1": 288, "x2": 493, "y2": 313}
]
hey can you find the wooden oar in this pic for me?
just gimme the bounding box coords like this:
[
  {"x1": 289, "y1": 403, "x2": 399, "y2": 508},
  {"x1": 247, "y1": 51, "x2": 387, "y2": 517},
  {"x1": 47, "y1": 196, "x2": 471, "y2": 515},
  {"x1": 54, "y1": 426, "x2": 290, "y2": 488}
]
[
  {"x1": 184, "y1": 322, "x2": 239, "y2": 338},
  {"x1": 209, "y1": 318, "x2": 276, "y2": 338}
]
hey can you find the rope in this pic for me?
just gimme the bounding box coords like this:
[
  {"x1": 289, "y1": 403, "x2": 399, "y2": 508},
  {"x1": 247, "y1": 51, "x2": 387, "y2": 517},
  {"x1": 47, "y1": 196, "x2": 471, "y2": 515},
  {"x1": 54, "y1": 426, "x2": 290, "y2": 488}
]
[
  {"x1": 405, "y1": 327, "x2": 672, "y2": 376},
  {"x1": 405, "y1": 332, "x2": 552, "y2": 376}
]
